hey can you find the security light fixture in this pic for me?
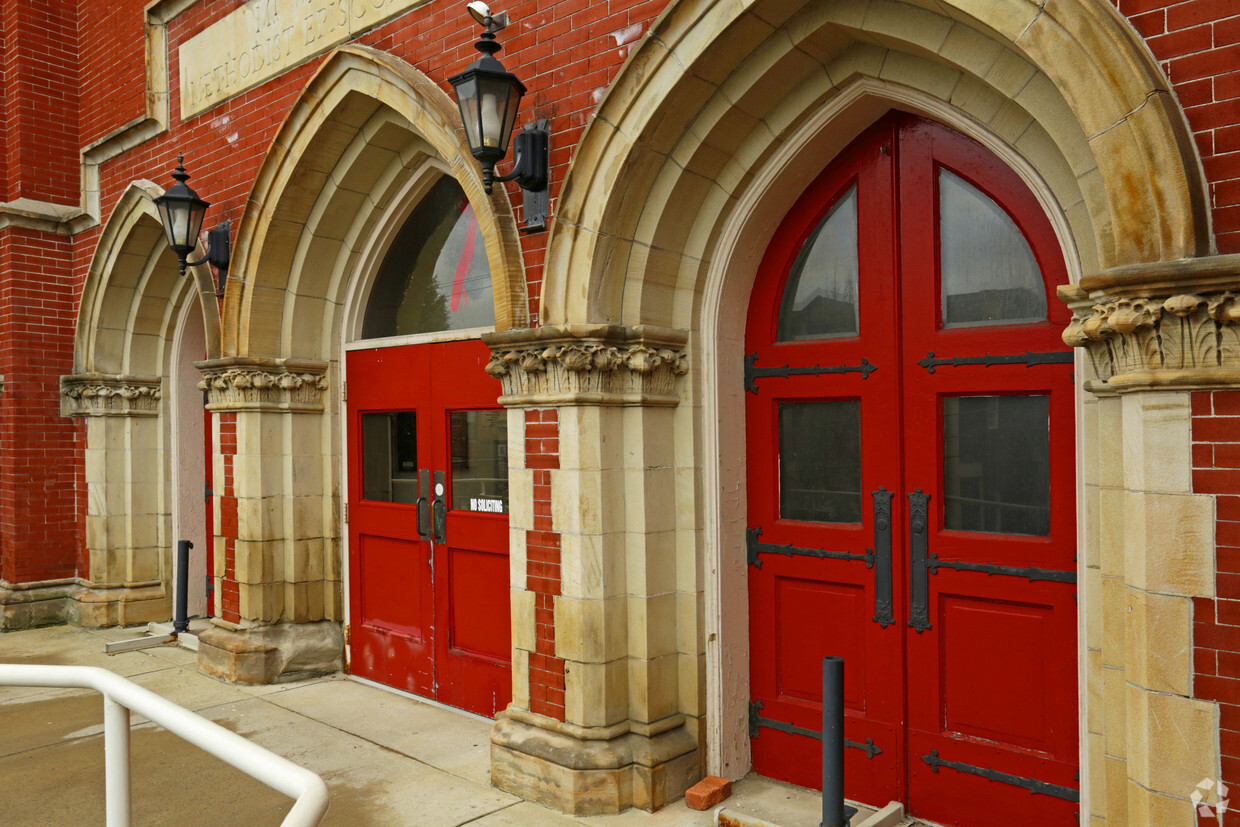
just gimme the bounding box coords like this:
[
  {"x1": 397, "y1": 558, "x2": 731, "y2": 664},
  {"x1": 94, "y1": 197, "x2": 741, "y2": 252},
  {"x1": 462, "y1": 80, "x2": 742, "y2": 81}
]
[
  {"x1": 154, "y1": 155, "x2": 231, "y2": 297},
  {"x1": 448, "y1": 3, "x2": 549, "y2": 231}
]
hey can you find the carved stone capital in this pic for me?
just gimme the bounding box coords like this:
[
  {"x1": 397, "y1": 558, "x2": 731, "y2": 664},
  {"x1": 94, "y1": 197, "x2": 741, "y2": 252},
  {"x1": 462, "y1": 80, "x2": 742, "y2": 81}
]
[
  {"x1": 1061, "y1": 255, "x2": 1240, "y2": 393},
  {"x1": 60, "y1": 373, "x2": 162, "y2": 417},
  {"x1": 195, "y1": 357, "x2": 329, "y2": 413},
  {"x1": 482, "y1": 325, "x2": 689, "y2": 407}
]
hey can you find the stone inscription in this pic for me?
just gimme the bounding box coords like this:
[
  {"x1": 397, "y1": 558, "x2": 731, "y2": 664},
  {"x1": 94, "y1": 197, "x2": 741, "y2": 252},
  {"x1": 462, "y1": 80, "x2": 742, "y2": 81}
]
[{"x1": 180, "y1": 0, "x2": 431, "y2": 118}]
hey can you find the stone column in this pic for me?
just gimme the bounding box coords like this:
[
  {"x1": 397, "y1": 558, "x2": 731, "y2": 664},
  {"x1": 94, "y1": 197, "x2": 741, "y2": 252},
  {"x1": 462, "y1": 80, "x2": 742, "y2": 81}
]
[
  {"x1": 193, "y1": 357, "x2": 342, "y2": 683},
  {"x1": 483, "y1": 325, "x2": 702, "y2": 815},
  {"x1": 1063, "y1": 260, "x2": 1239, "y2": 824},
  {"x1": 57, "y1": 373, "x2": 170, "y2": 626}
]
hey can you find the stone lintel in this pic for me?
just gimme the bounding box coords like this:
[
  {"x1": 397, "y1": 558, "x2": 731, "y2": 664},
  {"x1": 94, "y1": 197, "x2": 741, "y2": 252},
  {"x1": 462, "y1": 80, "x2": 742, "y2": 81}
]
[
  {"x1": 196, "y1": 356, "x2": 329, "y2": 413},
  {"x1": 196, "y1": 620, "x2": 342, "y2": 683},
  {"x1": 490, "y1": 709, "x2": 700, "y2": 814},
  {"x1": 1061, "y1": 255, "x2": 1240, "y2": 394},
  {"x1": 482, "y1": 324, "x2": 690, "y2": 408},
  {"x1": 60, "y1": 373, "x2": 162, "y2": 417}
]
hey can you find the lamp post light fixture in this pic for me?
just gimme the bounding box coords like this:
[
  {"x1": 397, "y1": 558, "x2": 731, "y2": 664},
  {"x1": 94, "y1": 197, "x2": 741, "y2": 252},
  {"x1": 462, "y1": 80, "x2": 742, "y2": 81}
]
[
  {"x1": 154, "y1": 155, "x2": 231, "y2": 297},
  {"x1": 448, "y1": 1, "x2": 550, "y2": 232}
]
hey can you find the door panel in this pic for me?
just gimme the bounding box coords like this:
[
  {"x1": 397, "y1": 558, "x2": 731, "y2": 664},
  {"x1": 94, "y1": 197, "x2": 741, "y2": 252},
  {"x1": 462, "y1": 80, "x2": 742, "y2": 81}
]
[
  {"x1": 746, "y1": 113, "x2": 1078, "y2": 826},
  {"x1": 347, "y1": 339, "x2": 511, "y2": 717}
]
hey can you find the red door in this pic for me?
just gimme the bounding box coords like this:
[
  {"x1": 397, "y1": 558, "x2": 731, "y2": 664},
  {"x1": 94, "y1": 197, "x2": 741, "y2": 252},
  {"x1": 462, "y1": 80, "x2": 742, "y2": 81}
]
[
  {"x1": 746, "y1": 114, "x2": 1078, "y2": 826},
  {"x1": 346, "y1": 338, "x2": 512, "y2": 716}
]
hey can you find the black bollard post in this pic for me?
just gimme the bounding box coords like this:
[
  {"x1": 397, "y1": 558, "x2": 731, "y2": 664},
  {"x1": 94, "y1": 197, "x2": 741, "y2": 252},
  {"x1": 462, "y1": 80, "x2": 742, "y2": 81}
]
[
  {"x1": 173, "y1": 540, "x2": 192, "y2": 634},
  {"x1": 821, "y1": 655, "x2": 852, "y2": 827}
]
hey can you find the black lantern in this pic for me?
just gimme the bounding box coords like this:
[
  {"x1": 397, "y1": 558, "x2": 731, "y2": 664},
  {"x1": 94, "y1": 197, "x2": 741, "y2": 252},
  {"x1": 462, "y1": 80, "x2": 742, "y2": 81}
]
[
  {"x1": 448, "y1": 2, "x2": 549, "y2": 222},
  {"x1": 154, "y1": 155, "x2": 231, "y2": 295}
]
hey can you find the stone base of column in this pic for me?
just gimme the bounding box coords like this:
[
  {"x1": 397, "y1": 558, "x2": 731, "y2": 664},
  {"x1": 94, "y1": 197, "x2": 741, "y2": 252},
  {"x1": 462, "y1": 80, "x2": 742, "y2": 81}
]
[
  {"x1": 0, "y1": 579, "x2": 77, "y2": 630},
  {"x1": 490, "y1": 709, "x2": 701, "y2": 815},
  {"x1": 67, "y1": 581, "x2": 169, "y2": 627},
  {"x1": 197, "y1": 620, "x2": 343, "y2": 683}
]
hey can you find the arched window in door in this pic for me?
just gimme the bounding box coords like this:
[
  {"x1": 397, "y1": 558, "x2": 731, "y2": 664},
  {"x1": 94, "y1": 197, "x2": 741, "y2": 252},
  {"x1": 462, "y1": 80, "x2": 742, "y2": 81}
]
[{"x1": 362, "y1": 176, "x2": 493, "y2": 338}]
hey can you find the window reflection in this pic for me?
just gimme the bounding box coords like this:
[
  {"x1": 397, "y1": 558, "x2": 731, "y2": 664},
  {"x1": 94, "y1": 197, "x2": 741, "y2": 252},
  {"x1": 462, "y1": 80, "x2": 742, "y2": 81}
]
[
  {"x1": 361, "y1": 412, "x2": 418, "y2": 504},
  {"x1": 777, "y1": 186, "x2": 860, "y2": 341},
  {"x1": 779, "y1": 401, "x2": 862, "y2": 523},
  {"x1": 943, "y1": 396, "x2": 1050, "y2": 535},
  {"x1": 362, "y1": 177, "x2": 494, "y2": 338},
  {"x1": 450, "y1": 410, "x2": 509, "y2": 513},
  {"x1": 939, "y1": 169, "x2": 1046, "y2": 327}
]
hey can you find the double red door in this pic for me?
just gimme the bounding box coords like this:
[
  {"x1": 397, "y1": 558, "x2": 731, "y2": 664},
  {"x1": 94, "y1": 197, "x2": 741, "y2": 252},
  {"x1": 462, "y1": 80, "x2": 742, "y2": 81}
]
[
  {"x1": 346, "y1": 339, "x2": 511, "y2": 716},
  {"x1": 746, "y1": 115, "x2": 1078, "y2": 825}
]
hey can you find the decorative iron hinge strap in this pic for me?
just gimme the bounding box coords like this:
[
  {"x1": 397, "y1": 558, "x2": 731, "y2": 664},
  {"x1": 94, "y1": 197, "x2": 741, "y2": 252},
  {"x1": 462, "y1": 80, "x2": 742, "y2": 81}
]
[
  {"x1": 745, "y1": 352, "x2": 876, "y2": 393},
  {"x1": 749, "y1": 701, "x2": 882, "y2": 760},
  {"x1": 747, "y1": 528, "x2": 874, "y2": 569},
  {"x1": 921, "y1": 750, "x2": 1079, "y2": 803},
  {"x1": 928, "y1": 554, "x2": 1077, "y2": 584},
  {"x1": 917, "y1": 350, "x2": 1073, "y2": 373}
]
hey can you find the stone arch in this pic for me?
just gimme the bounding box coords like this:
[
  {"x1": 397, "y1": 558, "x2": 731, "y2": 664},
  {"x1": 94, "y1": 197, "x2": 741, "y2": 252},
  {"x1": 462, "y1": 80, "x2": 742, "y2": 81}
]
[
  {"x1": 535, "y1": 0, "x2": 1214, "y2": 799},
  {"x1": 75, "y1": 180, "x2": 221, "y2": 375},
  {"x1": 224, "y1": 44, "x2": 528, "y2": 361},
  {"x1": 189, "y1": 46, "x2": 529, "y2": 672},
  {"x1": 63, "y1": 180, "x2": 222, "y2": 626},
  {"x1": 542, "y1": 0, "x2": 1210, "y2": 328}
]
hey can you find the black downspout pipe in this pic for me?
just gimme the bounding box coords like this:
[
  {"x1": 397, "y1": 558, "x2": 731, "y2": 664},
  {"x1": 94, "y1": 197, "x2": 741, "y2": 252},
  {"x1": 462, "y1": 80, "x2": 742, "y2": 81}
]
[
  {"x1": 173, "y1": 540, "x2": 191, "y2": 634},
  {"x1": 821, "y1": 656, "x2": 854, "y2": 827}
]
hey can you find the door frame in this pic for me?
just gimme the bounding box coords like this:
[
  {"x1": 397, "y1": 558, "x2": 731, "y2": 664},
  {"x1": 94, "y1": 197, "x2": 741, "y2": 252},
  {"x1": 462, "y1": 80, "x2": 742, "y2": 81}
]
[
  {"x1": 337, "y1": 160, "x2": 500, "y2": 678},
  {"x1": 699, "y1": 80, "x2": 1090, "y2": 805}
]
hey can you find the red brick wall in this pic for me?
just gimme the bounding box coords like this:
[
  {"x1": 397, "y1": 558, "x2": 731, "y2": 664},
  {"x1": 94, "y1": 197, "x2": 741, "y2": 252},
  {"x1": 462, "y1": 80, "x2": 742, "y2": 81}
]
[
  {"x1": 0, "y1": 229, "x2": 79, "y2": 584},
  {"x1": 525, "y1": 408, "x2": 564, "y2": 720},
  {"x1": 77, "y1": 0, "x2": 147, "y2": 147},
  {"x1": 1191, "y1": 390, "x2": 1240, "y2": 798},
  {"x1": 1, "y1": 0, "x2": 79, "y2": 205},
  {"x1": 1117, "y1": 1, "x2": 1240, "y2": 253},
  {"x1": 215, "y1": 412, "x2": 239, "y2": 623}
]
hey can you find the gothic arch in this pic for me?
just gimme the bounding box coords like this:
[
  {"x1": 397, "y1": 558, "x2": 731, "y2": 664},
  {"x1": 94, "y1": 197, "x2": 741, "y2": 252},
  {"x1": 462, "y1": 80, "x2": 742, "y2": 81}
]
[
  {"x1": 64, "y1": 179, "x2": 221, "y2": 625},
  {"x1": 542, "y1": 0, "x2": 1210, "y2": 328},
  {"x1": 224, "y1": 44, "x2": 528, "y2": 361}
]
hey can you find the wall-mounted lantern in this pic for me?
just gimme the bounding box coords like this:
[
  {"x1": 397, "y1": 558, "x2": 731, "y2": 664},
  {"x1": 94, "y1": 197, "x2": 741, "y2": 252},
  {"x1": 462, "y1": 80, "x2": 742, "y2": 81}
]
[
  {"x1": 448, "y1": 1, "x2": 550, "y2": 232},
  {"x1": 154, "y1": 155, "x2": 231, "y2": 297}
]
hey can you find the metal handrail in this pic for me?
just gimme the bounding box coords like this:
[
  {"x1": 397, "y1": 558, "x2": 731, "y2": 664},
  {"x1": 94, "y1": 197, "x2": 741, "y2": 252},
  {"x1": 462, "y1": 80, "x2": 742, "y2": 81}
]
[{"x1": 0, "y1": 664, "x2": 329, "y2": 826}]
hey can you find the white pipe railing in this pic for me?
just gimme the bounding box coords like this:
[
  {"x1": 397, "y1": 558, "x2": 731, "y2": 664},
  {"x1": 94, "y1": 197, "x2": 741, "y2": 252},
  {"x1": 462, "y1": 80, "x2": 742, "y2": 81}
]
[{"x1": 0, "y1": 664, "x2": 329, "y2": 826}]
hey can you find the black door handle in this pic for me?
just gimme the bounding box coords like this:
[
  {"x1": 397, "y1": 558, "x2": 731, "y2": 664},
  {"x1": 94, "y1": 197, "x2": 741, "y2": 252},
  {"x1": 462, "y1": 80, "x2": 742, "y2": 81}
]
[
  {"x1": 416, "y1": 468, "x2": 430, "y2": 540},
  {"x1": 908, "y1": 489, "x2": 931, "y2": 633},
  {"x1": 871, "y1": 487, "x2": 894, "y2": 628},
  {"x1": 432, "y1": 470, "x2": 447, "y2": 544}
]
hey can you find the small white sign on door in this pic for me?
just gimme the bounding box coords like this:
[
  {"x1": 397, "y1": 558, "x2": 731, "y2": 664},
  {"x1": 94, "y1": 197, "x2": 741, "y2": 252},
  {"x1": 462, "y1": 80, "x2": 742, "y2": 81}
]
[{"x1": 470, "y1": 498, "x2": 505, "y2": 513}]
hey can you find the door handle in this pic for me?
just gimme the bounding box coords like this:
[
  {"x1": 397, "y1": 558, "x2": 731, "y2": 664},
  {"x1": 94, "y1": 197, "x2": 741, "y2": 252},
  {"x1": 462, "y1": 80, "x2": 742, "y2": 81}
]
[
  {"x1": 432, "y1": 470, "x2": 447, "y2": 544},
  {"x1": 415, "y1": 469, "x2": 430, "y2": 540},
  {"x1": 908, "y1": 489, "x2": 931, "y2": 633},
  {"x1": 871, "y1": 487, "x2": 894, "y2": 628}
]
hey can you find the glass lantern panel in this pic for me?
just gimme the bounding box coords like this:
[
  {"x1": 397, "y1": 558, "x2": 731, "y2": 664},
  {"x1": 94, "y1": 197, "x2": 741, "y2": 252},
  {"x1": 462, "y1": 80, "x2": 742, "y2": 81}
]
[
  {"x1": 362, "y1": 177, "x2": 494, "y2": 338},
  {"x1": 776, "y1": 186, "x2": 860, "y2": 341},
  {"x1": 939, "y1": 169, "x2": 1047, "y2": 327},
  {"x1": 500, "y1": 88, "x2": 523, "y2": 154},
  {"x1": 454, "y1": 76, "x2": 481, "y2": 151}
]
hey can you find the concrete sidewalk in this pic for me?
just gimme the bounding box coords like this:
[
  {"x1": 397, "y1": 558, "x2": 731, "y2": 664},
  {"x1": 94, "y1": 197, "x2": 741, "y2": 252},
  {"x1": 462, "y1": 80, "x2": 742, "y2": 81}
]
[{"x1": 0, "y1": 624, "x2": 881, "y2": 827}]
